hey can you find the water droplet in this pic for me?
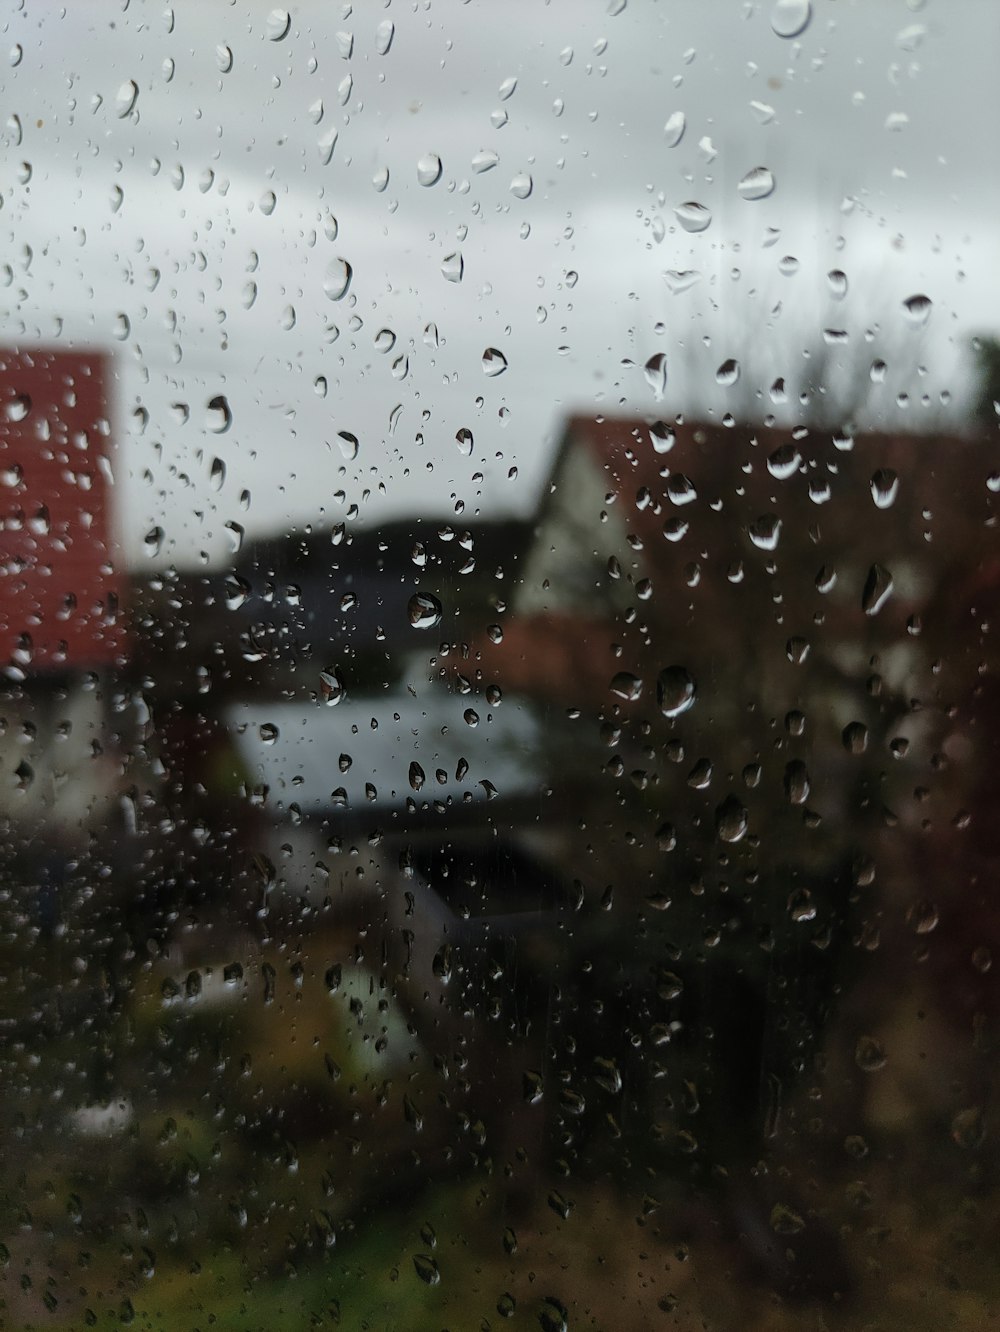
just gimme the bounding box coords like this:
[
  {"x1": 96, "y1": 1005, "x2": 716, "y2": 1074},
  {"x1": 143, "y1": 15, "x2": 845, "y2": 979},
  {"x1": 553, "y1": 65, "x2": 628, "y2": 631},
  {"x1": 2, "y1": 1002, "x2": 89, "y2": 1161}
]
[
  {"x1": 337, "y1": 431, "x2": 359, "y2": 461},
  {"x1": 319, "y1": 670, "x2": 344, "y2": 706},
  {"x1": 827, "y1": 268, "x2": 848, "y2": 299},
  {"x1": 216, "y1": 44, "x2": 234, "y2": 73},
  {"x1": 373, "y1": 328, "x2": 396, "y2": 354},
  {"x1": 318, "y1": 127, "x2": 339, "y2": 165},
  {"x1": 664, "y1": 111, "x2": 686, "y2": 147},
  {"x1": 667, "y1": 474, "x2": 697, "y2": 505},
  {"x1": 748, "y1": 513, "x2": 782, "y2": 551},
  {"x1": 643, "y1": 352, "x2": 668, "y2": 399},
  {"x1": 224, "y1": 521, "x2": 245, "y2": 555},
  {"x1": 482, "y1": 348, "x2": 507, "y2": 377},
  {"x1": 870, "y1": 468, "x2": 899, "y2": 509},
  {"x1": 767, "y1": 443, "x2": 801, "y2": 479},
  {"x1": 784, "y1": 760, "x2": 810, "y2": 805},
  {"x1": 674, "y1": 201, "x2": 712, "y2": 233},
  {"x1": 372, "y1": 165, "x2": 389, "y2": 192},
  {"x1": 902, "y1": 293, "x2": 932, "y2": 326},
  {"x1": 498, "y1": 76, "x2": 518, "y2": 100},
  {"x1": 144, "y1": 526, "x2": 164, "y2": 557},
  {"x1": 497, "y1": 1292, "x2": 516, "y2": 1318},
  {"x1": 5, "y1": 393, "x2": 31, "y2": 423},
  {"x1": 716, "y1": 358, "x2": 740, "y2": 386},
  {"x1": 210, "y1": 457, "x2": 226, "y2": 491},
  {"x1": 788, "y1": 887, "x2": 816, "y2": 922},
  {"x1": 951, "y1": 1105, "x2": 986, "y2": 1150},
  {"x1": 716, "y1": 796, "x2": 749, "y2": 844},
  {"x1": 417, "y1": 153, "x2": 443, "y2": 186},
  {"x1": 786, "y1": 636, "x2": 810, "y2": 664},
  {"x1": 771, "y1": 0, "x2": 812, "y2": 39},
  {"x1": 323, "y1": 257, "x2": 352, "y2": 300},
  {"x1": 266, "y1": 8, "x2": 291, "y2": 41},
  {"x1": 649, "y1": 421, "x2": 675, "y2": 453},
  {"x1": 862, "y1": 563, "x2": 893, "y2": 615},
  {"x1": 408, "y1": 592, "x2": 442, "y2": 629},
  {"x1": 778, "y1": 254, "x2": 799, "y2": 276},
  {"x1": 375, "y1": 18, "x2": 394, "y2": 54},
  {"x1": 471, "y1": 149, "x2": 499, "y2": 173},
  {"x1": 842, "y1": 721, "x2": 868, "y2": 754},
  {"x1": 441, "y1": 251, "x2": 464, "y2": 283},
  {"x1": 116, "y1": 80, "x2": 139, "y2": 119},
  {"x1": 113, "y1": 313, "x2": 131, "y2": 341},
  {"x1": 413, "y1": 1253, "x2": 440, "y2": 1286},
  {"x1": 259, "y1": 190, "x2": 277, "y2": 216},
  {"x1": 738, "y1": 166, "x2": 775, "y2": 200},
  {"x1": 855, "y1": 1035, "x2": 887, "y2": 1072},
  {"x1": 906, "y1": 898, "x2": 939, "y2": 935},
  {"x1": 409, "y1": 761, "x2": 426, "y2": 793},
  {"x1": 610, "y1": 672, "x2": 642, "y2": 701},
  {"x1": 224, "y1": 575, "x2": 250, "y2": 610},
  {"x1": 206, "y1": 395, "x2": 232, "y2": 433},
  {"x1": 770, "y1": 1203, "x2": 806, "y2": 1235},
  {"x1": 509, "y1": 172, "x2": 533, "y2": 199},
  {"x1": 663, "y1": 269, "x2": 701, "y2": 295},
  {"x1": 815, "y1": 565, "x2": 837, "y2": 593},
  {"x1": 657, "y1": 666, "x2": 696, "y2": 718},
  {"x1": 456, "y1": 428, "x2": 474, "y2": 456}
]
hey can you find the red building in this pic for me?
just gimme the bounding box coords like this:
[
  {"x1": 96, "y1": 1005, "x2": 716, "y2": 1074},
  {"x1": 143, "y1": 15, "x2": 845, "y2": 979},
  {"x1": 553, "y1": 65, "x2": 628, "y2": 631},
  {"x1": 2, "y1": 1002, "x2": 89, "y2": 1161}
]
[{"x1": 0, "y1": 348, "x2": 126, "y2": 673}]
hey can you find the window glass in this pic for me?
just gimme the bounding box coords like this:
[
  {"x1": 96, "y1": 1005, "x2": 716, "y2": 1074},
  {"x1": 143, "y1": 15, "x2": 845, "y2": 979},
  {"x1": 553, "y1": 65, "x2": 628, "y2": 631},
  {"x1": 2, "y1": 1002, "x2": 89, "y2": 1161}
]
[{"x1": 2, "y1": 2, "x2": 999, "y2": 1327}]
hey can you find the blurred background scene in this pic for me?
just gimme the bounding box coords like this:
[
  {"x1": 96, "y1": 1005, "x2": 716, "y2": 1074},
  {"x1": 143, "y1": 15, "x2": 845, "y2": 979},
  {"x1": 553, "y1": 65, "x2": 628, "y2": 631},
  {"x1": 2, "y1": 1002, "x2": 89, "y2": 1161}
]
[{"x1": 1, "y1": 2, "x2": 999, "y2": 1328}]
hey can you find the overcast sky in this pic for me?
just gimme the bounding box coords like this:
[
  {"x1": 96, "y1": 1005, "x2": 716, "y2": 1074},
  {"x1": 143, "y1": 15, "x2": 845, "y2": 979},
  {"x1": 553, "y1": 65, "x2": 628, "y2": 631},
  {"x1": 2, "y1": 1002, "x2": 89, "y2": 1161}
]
[{"x1": 1, "y1": 0, "x2": 997, "y2": 568}]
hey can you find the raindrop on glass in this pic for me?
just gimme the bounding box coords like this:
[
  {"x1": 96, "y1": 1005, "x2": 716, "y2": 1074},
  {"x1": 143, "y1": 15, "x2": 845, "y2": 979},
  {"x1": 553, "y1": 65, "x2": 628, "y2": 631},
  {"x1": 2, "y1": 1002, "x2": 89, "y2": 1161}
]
[
  {"x1": 771, "y1": 0, "x2": 812, "y2": 39},
  {"x1": 441, "y1": 251, "x2": 464, "y2": 283},
  {"x1": 716, "y1": 796, "x2": 749, "y2": 844},
  {"x1": 408, "y1": 593, "x2": 442, "y2": 629},
  {"x1": 870, "y1": 468, "x2": 899, "y2": 509},
  {"x1": 610, "y1": 672, "x2": 643, "y2": 701},
  {"x1": 748, "y1": 513, "x2": 782, "y2": 551},
  {"x1": 767, "y1": 443, "x2": 801, "y2": 480},
  {"x1": 657, "y1": 666, "x2": 696, "y2": 718},
  {"x1": 116, "y1": 80, "x2": 139, "y2": 118},
  {"x1": 716, "y1": 358, "x2": 740, "y2": 386},
  {"x1": 862, "y1": 564, "x2": 893, "y2": 615},
  {"x1": 319, "y1": 670, "x2": 344, "y2": 706},
  {"x1": 417, "y1": 153, "x2": 443, "y2": 186},
  {"x1": 323, "y1": 258, "x2": 352, "y2": 300},
  {"x1": 738, "y1": 166, "x2": 775, "y2": 200},
  {"x1": 643, "y1": 353, "x2": 668, "y2": 399},
  {"x1": 266, "y1": 8, "x2": 291, "y2": 41},
  {"x1": 827, "y1": 269, "x2": 848, "y2": 299},
  {"x1": 674, "y1": 201, "x2": 712, "y2": 233},
  {"x1": 482, "y1": 348, "x2": 508, "y2": 377},
  {"x1": 206, "y1": 395, "x2": 232, "y2": 433},
  {"x1": 902, "y1": 293, "x2": 932, "y2": 326},
  {"x1": 664, "y1": 111, "x2": 686, "y2": 147}
]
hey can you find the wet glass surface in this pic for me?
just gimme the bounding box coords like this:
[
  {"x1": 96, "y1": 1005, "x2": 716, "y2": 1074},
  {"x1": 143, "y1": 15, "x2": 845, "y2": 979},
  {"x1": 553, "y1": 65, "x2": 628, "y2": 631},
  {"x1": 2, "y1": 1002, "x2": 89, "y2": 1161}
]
[{"x1": 1, "y1": 3, "x2": 1000, "y2": 1328}]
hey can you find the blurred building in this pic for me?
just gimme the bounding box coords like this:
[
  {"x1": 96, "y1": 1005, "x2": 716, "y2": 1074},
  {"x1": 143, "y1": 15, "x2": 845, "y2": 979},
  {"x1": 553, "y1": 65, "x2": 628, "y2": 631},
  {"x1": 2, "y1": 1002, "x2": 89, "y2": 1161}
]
[{"x1": 0, "y1": 349, "x2": 131, "y2": 888}]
